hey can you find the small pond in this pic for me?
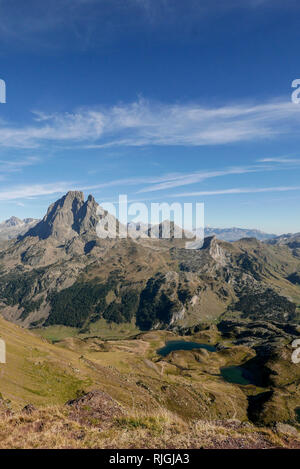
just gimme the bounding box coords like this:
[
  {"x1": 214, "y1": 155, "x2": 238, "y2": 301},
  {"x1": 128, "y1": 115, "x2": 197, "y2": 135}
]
[
  {"x1": 220, "y1": 366, "x2": 257, "y2": 386},
  {"x1": 157, "y1": 340, "x2": 216, "y2": 357}
]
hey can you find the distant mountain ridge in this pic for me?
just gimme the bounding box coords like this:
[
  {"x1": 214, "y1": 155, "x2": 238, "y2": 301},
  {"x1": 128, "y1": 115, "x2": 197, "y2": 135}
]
[
  {"x1": 128, "y1": 222, "x2": 277, "y2": 242},
  {"x1": 0, "y1": 216, "x2": 39, "y2": 241},
  {"x1": 266, "y1": 232, "x2": 300, "y2": 248},
  {"x1": 0, "y1": 213, "x2": 283, "y2": 244},
  {"x1": 203, "y1": 227, "x2": 276, "y2": 242}
]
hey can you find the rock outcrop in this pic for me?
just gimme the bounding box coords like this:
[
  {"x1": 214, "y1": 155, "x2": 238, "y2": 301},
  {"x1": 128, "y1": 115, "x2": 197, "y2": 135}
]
[
  {"x1": 24, "y1": 191, "x2": 100, "y2": 242},
  {"x1": 66, "y1": 390, "x2": 123, "y2": 427}
]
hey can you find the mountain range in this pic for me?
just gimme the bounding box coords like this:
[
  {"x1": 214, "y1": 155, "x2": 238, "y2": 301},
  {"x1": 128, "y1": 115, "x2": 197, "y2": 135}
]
[
  {"x1": 0, "y1": 190, "x2": 300, "y2": 436},
  {"x1": 267, "y1": 232, "x2": 300, "y2": 248},
  {"x1": 0, "y1": 215, "x2": 279, "y2": 243},
  {"x1": 0, "y1": 190, "x2": 299, "y2": 331},
  {"x1": 0, "y1": 216, "x2": 38, "y2": 242},
  {"x1": 127, "y1": 222, "x2": 276, "y2": 242},
  {"x1": 203, "y1": 226, "x2": 276, "y2": 242}
]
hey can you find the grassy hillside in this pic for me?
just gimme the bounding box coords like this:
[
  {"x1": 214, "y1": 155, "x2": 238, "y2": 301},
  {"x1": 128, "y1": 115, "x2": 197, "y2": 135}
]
[
  {"x1": 0, "y1": 314, "x2": 299, "y2": 448},
  {"x1": 0, "y1": 405, "x2": 299, "y2": 449},
  {"x1": 0, "y1": 316, "x2": 92, "y2": 408}
]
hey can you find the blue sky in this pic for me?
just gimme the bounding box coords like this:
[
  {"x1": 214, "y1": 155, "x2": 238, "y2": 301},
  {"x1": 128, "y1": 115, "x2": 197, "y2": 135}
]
[{"x1": 0, "y1": 0, "x2": 300, "y2": 233}]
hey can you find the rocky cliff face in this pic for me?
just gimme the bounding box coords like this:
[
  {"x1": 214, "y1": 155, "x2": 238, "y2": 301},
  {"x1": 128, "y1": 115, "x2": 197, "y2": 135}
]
[{"x1": 24, "y1": 191, "x2": 100, "y2": 242}]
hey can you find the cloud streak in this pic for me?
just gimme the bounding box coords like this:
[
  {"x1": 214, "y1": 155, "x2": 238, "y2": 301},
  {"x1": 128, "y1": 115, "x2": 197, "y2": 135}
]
[
  {"x1": 137, "y1": 166, "x2": 263, "y2": 193},
  {"x1": 0, "y1": 156, "x2": 40, "y2": 179},
  {"x1": 0, "y1": 182, "x2": 77, "y2": 201},
  {"x1": 1, "y1": 98, "x2": 300, "y2": 149},
  {"x1": 172, "y1": 186, "x2": 300, "y2": 197},
  {"x1": 0, "y1": 158, "x2": 299, "y2": 202}
]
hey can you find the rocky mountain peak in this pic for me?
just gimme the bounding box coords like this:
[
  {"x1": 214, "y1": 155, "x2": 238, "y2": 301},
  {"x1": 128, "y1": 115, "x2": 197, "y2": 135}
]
[
  {"x1": 74, "y1": 193, "x2": 100, "y2": 235},
  {"x1": 24, "y1": 191, "x2": 100, "y2": 242},
  {"x1": 201, "y1": 235, "x2": 228, "y2": 265},
  {"x1": 201, "y1": 235, "x2": 217, "y2": 249},
  {"x1": 0, "y1": 217, "x2": 39, "y2": 242},
  {"x1": 147, "y1": 220, "x2": 194, "y2": 240},
  {"x1": 3, "y1": 216, "x2": 23, "y2": 227}
]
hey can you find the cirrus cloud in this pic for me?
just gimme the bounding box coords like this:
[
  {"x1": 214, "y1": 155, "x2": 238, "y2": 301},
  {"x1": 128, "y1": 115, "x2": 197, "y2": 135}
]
[{"x1": 1, "y1": 98, "x2": 300, "y2": 149}]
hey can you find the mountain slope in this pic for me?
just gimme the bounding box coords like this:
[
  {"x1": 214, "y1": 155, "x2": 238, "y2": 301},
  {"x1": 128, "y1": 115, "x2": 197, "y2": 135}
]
[
  {"x1": 0, "y1": 315, "x2": 91, "y2": 407},
  {"x1": 1, "y1": 215, "x2": 278, "y2": 244},
  {"x1": 0, "y1": 191, "x2": 299, "y2": 331}
]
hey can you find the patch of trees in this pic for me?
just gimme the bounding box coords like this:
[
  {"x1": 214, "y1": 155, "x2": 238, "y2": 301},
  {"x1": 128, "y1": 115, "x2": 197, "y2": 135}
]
[
  {"x1": 20, "y1": 297, "x2": 44, "y2": 320},
  {"x1": 136, "y1": 275, "x2": 181, "y2": 330},
  {"x1": 46, "y1": 273, "x2": 140, "y2": 327},
  {"x1": 237, "y1": 254, "x2": 262, "y2": 280},
  {"x1": 287, "y1": 272, "x2": 300, "y2": 285},
  {"x1": 103, "y1": 291, "x2": 140, "y2": 324},
  {"x1": 177, "y1": 286, "x2": 192, "y2": 304},
  {"x1": 0, "y1": 269, "x2": 44, "y2": 315},
  {"x1": 235, "y1": 288, "x2": 296, "y2": 321},
  {"x1": 46, "y1": 281, "x2": 114, "y2": 327}
]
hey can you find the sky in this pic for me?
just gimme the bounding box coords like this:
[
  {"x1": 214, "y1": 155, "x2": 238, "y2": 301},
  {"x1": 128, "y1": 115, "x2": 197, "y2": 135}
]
[{"x1": 0, "y1": 0, "x2": 300, "y2": 233}]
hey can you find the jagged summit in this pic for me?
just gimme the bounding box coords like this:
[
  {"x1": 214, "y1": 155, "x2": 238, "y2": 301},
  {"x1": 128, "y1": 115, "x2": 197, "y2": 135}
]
[
  {"x1": 0, "y1": 216, "x2": 38, "y2": 228},
  {"x1": 21, "y1": 192, "x2": 192, "y2": 244},
  {"x1": 148, "y1": 220, "x2": 183, "y2": 239},
  {"x1": 147, "y1": 220, "x2": 194, "y2": 240},
  {"x1": 0, "y1": 216, "x2": 39, "y2": 242},
  {"x1": 24, "y1": 191, "x2": 100, "y2": 242},
  {"x1": 3, "y1": 216, "x2": 23, "y2": 227}
]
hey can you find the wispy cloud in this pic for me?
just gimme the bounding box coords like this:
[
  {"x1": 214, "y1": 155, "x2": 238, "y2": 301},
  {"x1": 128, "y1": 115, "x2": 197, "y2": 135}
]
[
  {"x1": 257, "y1": 157, "x2": 300, "y2": 165},
  {"x1": 0, "y1": 158, "x2": 298, "y2": 202},
  {"x1": 137, "y1": 166, "x2": 262, "y2": 193},
  {"x1": 0, "y1": 182, "x2": 76, "y2": 201},
  {"x1": 0, "y1": 177, "x2": 162, "y2": 201},
  {"x1": 0, "y1": 156, "x2": 40, "y2": 178},
  {"x1": 1, "y1": 98, "x2": 300, "y2": 149},
  {"x1": 172, "y1": 186, "x2": 300, "y2": 197},
  {"x1": 1, "y1": 182, "x2": 299, "y2": 204}
]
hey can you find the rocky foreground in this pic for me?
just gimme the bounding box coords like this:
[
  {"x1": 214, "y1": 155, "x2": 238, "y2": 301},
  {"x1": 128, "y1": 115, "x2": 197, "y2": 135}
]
[{"x1": 0, "y1": 391, "x2": 299, "y2": 449}]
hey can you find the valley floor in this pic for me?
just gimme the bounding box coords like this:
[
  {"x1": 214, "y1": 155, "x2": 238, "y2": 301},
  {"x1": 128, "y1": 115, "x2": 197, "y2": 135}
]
[{"x1": 0, "y1": 316, "x2": 300, "y2": 449}]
